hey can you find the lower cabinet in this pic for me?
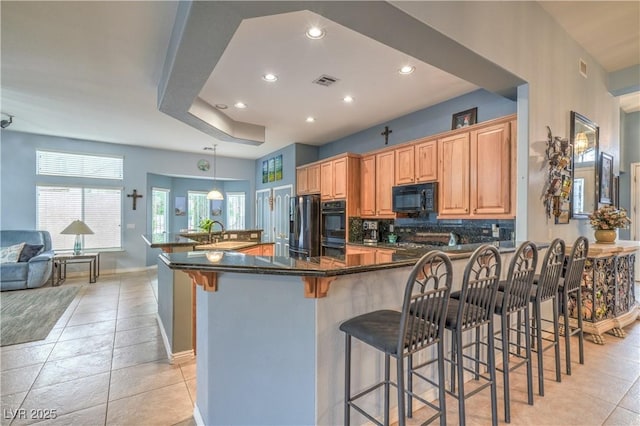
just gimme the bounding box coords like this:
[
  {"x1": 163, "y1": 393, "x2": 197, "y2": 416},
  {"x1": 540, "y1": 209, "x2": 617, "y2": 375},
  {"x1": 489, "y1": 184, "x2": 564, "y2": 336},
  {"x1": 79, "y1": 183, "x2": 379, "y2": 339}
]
[{"x1": 238, "y1": 243, "x2": 274, "y2": 256}]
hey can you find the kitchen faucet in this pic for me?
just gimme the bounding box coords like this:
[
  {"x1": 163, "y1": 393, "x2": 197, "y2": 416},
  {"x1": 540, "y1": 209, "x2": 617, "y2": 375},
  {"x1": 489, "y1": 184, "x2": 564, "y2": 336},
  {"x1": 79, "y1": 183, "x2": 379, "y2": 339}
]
[{"x1": 209, "y1": 220, "x2": 225, "y2": 243}]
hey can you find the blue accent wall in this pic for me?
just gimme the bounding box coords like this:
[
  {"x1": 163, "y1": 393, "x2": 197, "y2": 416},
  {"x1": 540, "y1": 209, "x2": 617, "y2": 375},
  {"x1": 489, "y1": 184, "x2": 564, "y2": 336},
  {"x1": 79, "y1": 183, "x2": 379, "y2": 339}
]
[
  {"x1": 318, "y1": 89, "x2": 516, "y2": 158},
  {"x1": 1, "y1": 130, "x2": 256, "y2": 271}
]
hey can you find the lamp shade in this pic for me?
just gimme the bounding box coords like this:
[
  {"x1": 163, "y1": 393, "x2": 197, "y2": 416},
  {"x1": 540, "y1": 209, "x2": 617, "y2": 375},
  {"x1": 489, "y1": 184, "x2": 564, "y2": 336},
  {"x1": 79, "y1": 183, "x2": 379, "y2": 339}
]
[
  {"x1": 207, "y1": 189, "x2": 224, "y2": 200},
  {"x1": 575, "y1": 132, "x2": 589, "y2": 155},
  {"x1": 60, "y1": 220, "x2": 94, "y2": 235}
]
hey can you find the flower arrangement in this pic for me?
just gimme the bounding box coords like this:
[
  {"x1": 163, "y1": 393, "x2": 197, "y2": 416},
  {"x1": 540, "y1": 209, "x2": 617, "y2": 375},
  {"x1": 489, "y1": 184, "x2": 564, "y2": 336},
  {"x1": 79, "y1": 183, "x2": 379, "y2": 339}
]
[{"x1": 588, "y1": 205, "x2": 631, "y2": 230}]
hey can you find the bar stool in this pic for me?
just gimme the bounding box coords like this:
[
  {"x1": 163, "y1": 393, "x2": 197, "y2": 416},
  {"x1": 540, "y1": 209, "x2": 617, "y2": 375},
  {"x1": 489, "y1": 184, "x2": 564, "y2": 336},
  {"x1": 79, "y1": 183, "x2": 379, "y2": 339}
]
[
  {"x1": 530, "y1": 238, "x2": 565, "y2": 396},
  {"x1": 559, "y1": 236, "x2": 589, "y2": 375},
  {"x1": 493, "y1": 241, "x2": 537, "y2": 423},
  {"x1": 445, "y1": 244, "x2": 501, "y2": 426},
  {"x1": 339, "y1": 251, "x2": 453, "y2": 426}
]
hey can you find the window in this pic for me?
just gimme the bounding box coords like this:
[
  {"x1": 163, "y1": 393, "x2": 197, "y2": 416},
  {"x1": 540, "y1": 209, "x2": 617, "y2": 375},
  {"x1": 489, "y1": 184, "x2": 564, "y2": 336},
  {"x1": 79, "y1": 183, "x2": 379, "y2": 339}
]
[
  {"x1": 188, "y1": 191, "x2": 209, "y2": 230},
  {"x1": 226, "y1": 192, "x2": 246, "y2": 230},
  {"x1": 37, "y1": 186, "x2": 122, "y2": 250},
  {"x1": 152, "y1": 188, "x2": 170, "y2": 234},
  {"x1": 36, "y1": 150, "x2": 123, "y2": 251},
  {"x1": 37, "y1": 150, "x2": 123, "y2": 179}
]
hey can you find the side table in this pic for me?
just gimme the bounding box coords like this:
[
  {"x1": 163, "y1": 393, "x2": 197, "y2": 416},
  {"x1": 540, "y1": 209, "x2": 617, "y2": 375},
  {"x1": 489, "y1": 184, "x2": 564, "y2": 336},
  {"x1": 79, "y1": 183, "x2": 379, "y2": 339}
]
[{"x1": 52, "y1": 252, "x2": 100, "y2": 285}]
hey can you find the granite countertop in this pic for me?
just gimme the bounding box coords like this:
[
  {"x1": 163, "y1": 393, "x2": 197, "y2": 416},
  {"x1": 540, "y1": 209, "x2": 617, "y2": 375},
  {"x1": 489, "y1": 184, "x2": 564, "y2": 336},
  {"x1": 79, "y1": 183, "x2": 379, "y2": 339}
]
[
  {"x1": 161, "y1": 241, "x2": 545, "y2": 278},
  {"x1": 194, "y1": 241, "x2": 260, "y2": 251},
  {"x1": 142, "y1": 233, "x2": 199, "y2": 248}
]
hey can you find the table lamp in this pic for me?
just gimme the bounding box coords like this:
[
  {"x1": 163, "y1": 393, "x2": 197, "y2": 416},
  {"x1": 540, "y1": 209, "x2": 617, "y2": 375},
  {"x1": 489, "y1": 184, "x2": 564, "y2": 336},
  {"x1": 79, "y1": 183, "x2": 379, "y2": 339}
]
[{"x1": 61, "y1": 219, "x2": 94, "y2": 255}]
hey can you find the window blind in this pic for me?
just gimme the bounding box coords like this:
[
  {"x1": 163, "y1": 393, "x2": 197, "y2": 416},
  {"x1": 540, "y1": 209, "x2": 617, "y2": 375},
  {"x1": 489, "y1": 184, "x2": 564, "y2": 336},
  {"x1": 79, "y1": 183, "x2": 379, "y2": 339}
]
[{"x1": 37, "y1": 150, "x2": 123, "y2": 179}]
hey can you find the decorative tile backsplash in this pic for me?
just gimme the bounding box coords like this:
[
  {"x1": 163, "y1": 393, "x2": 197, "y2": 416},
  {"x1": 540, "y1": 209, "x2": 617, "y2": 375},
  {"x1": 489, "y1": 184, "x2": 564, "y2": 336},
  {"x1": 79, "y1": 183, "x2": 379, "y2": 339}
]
[{"x1": 349, "y1": 215, "x2": 515, "y2": 245}]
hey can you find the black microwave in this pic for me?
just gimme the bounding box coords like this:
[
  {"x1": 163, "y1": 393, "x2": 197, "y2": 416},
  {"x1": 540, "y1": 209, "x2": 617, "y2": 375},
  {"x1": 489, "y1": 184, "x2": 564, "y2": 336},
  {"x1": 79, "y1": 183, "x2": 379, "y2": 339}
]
[{"x1": 392, "y1": 183, "x2": 438, "y2": 213}]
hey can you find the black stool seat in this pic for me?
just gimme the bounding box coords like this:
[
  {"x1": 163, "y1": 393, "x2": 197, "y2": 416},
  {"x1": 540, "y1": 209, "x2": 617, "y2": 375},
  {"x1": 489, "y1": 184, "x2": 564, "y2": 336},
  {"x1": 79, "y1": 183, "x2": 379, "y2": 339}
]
[{"x1": 340, "y1": 310, "x2": 405, "y2": 355}]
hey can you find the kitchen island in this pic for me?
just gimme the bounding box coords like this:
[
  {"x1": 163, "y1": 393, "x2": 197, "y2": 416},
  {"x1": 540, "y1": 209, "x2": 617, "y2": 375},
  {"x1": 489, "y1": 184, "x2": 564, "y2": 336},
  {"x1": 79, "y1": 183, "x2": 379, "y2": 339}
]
[
  {"x1": 143, "y1": 233, "x2": 273, "y2": 362},
  {"x1": 160, "y1": 241, "x2": 532, "y2": 426}
]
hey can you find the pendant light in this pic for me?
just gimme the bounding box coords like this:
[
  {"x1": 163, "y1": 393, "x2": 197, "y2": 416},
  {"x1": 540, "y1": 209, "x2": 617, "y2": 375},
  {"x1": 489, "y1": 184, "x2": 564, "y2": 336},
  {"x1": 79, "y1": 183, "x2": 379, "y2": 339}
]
[{"x1": 207, "y1": 144, "x2": 224, "y2": 200}]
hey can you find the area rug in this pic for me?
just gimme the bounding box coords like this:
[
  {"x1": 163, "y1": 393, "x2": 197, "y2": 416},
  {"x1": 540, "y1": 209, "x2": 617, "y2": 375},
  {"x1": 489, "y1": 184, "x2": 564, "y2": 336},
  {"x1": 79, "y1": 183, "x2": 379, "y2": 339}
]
[{"x1": 0, "y1": 285, "x2": 80, "y2": 346}]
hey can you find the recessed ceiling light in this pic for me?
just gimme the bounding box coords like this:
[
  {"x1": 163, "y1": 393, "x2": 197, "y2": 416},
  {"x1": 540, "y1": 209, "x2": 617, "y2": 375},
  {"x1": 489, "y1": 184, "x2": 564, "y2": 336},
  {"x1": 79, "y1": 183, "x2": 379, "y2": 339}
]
[
  {"x1": 306, "y1": 117, "x2": 315, "y2": 123},
  {"x1": 215, "y1": 104, "x2": 228, "y2": 110},
  {"x1": 262, "y1": 73, "x2": 278, "y2": 82},
  {"x1": 234, "y1": 102, "x2": 247, "y2": 109},
  {"x1": 398, "y1": 65, "x2": 415, "y2": 75},
  {"x1": 343, "y1": 95, "x2": 354, "y2": 103},
  {"x1": 306, "y1": 26, "x2": 325, "y2": 39}
]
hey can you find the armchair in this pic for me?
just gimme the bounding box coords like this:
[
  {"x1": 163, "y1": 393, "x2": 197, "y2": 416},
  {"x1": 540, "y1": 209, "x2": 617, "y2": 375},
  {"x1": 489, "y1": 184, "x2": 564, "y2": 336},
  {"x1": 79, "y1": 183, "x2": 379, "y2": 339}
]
[{"x1": 1, "y1": 230, "x2": 54, "y2": 291}]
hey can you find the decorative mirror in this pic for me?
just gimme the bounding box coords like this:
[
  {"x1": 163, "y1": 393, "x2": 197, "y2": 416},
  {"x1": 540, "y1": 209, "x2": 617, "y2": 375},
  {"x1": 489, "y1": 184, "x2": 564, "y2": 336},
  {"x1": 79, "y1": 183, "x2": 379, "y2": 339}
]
[{"x1": 570, "y1": 111, "x2": 599, "y2": 218}]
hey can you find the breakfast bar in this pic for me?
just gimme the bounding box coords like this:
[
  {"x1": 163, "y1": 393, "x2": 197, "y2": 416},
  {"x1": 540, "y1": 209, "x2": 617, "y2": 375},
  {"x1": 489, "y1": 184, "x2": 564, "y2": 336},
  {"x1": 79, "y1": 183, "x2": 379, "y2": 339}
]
[{"x1": 160, "y1": 242, "x2": 527, "y2": 426}]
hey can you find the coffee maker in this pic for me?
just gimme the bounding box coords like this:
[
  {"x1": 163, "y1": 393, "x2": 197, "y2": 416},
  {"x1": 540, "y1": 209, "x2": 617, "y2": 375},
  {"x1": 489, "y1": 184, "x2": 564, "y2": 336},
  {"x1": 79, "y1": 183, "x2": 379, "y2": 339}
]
[{"x1": 362, "y1": 220, "x2": 379, "y2": 244}]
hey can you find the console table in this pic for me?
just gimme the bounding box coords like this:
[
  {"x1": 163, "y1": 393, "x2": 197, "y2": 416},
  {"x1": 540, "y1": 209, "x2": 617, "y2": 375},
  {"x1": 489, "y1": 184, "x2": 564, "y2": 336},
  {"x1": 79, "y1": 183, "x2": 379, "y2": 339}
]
[
  {"x1": 52, "y1": 252, "x2": 100, "y2": 285},
  {"x1": 566, "y1": 240, "x2": 639, "y2": 344}
]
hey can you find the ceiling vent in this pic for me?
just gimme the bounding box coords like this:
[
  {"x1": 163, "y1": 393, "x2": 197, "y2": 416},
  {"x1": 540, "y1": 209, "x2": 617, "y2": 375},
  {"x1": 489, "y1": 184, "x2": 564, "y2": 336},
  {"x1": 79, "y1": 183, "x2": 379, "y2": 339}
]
[{"x1": 312, "y1": 74, "x2": 340, "y2": 87}]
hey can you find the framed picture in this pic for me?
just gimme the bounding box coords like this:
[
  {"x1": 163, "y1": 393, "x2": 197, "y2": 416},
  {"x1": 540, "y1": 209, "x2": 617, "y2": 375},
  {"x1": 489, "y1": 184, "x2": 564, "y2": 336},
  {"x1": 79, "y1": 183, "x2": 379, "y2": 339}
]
[
  {"x1": 598, "y1": 152, "x2": 613, "y2": 204},
  {"x1": 175, "y1": 196, "x2": 186, "y2": 216},
  {"x1": 612, "y1": 175, "x2": 620, "y2": 208},
  {"x1": 451, "y1": 107, "x2": 477, "y2": 130}
]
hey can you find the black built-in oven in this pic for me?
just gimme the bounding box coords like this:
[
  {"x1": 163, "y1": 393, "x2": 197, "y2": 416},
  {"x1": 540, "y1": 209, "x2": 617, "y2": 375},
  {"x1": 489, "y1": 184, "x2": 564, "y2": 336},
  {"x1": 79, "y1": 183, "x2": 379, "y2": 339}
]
[{"x1": 321, "y1": 200, "x2": 346, "y2": 256}]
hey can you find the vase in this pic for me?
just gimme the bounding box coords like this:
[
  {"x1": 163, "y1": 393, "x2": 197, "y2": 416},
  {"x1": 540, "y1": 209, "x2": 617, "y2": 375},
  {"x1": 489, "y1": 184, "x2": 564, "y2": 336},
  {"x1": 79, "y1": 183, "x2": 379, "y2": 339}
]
[{"x1": 594, "y1": 229, "x2": 616, "y2": 244}]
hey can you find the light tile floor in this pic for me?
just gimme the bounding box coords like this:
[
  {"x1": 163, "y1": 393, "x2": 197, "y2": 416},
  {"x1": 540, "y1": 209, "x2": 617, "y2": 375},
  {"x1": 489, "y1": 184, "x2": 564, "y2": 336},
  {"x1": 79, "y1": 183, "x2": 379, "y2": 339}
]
[
  {"x1": 1, "y1": 270, "x2": 639, "y2": 425},
  {"x1": 1, "y1": 270, "x2": 196, "y2": 426}
]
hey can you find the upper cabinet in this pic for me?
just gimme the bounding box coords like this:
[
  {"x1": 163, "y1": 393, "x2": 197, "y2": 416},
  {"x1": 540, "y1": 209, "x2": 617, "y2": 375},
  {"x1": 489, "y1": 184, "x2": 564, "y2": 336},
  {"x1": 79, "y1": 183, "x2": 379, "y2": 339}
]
[
  {"x1": 439, "y1": 132, "x2": 471, "y2": 216},
  {"x1": 320, "y1": 153, "x2": 361, "y2": 215},
  {"x1": 415, "y1": 139, "x2": 438, "y2": 182},
  {"x1": 470, "y1": 121, "x2": 513, "y2": 216},
  {"x1": 438, "y1": 116, "x2": 515, "y2": 219},
  {"x1": 361, "y1": 151, "x2": 395, "y2": 218},
  {"x1": 394, "y1": 145, "x2": 415, "y2": 185},
  {"x1": 296, "y1": 164, "x2": 321, "y2": 195}
]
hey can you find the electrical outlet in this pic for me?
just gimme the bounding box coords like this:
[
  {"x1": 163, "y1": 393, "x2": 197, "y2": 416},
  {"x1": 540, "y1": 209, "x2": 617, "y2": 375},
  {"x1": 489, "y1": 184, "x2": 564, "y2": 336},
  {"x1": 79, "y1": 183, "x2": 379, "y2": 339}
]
[{"x1": 491, "y1": 224, "x2": 500, "y2": 238}]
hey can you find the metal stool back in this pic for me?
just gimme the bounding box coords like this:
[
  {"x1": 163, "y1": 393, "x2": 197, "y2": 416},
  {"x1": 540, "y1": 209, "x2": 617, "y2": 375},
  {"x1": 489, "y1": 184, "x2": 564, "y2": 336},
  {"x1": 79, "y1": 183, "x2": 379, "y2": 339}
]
[
  {"x1": 560, "y1": 236, "x2": 589, "y2": 375},
  {"x1": 531, "y1": 238, "x2": 566, "y2": 395},
  {"x1": 495, "y1": 241, "x2": 538, "y2": 422},
  {"x1": 447, "y1": 244, "x2": 501, "y2": 426},
  {"x1": 340, "y1": 251, "x2": 453, "y2": 426}
]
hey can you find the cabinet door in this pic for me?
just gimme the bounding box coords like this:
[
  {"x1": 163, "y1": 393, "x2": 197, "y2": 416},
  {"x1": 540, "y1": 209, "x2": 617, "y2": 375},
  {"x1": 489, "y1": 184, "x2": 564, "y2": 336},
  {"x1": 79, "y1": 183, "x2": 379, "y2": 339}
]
[
  {"x1": 415, "y1": 140, "x2": 438, "y2": 182},
  {"x1": 296, "y1": 168, "x2": 308, "y2": 195},
  {"x1": 375, "y1": 248, "x2": 395, "y2": 263},
  {"x1": 333, "y1": 157, "x2": 348, "y2": 199},
  {"x1": 307, "y1": 164, "x2": 321, "y2": 194},
  {"x1": 360, "y1": 155, "x2": 376, "y2": 217},
  {"x1": 439, "y1": 133, "x2": 470, "y2": 216},
  {"x1": 395, "y1": 145, "x2": 415, "y2": 185},
  {"x1": 471, "y1": 122, "x2": 511, "y2": 215},
  {"x1": 320, "y1": 161, "x2": 333, "y2": 200},
  {"x1": 376, "y1": 151, "x2": 395, "y2": 217}
]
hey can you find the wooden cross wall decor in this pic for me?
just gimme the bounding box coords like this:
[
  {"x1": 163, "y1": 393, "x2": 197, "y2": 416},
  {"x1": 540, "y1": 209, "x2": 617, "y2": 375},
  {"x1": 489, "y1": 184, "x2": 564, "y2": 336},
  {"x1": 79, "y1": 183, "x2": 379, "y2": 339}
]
[
  {"x1": 127, "y1": 189, "x2": 143, "y2": 210},
  {"x1": 381, "y1": 126, "x2": 392, "y2": 145}
]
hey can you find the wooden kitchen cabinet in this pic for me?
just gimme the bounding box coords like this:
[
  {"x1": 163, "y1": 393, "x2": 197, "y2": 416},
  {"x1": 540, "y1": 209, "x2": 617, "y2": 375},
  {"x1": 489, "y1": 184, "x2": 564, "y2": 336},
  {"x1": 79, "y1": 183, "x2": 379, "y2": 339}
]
[
  {"x1": 238, "y1": 243, "x2": 274, "y2": 256},
  {"x1": 438, "y1": 116, "x2": 515, "y2": 218},
  {"x1": 320, "y1": 154, "x2": 360, "y2": 203},
  {"x1": 395, "y1": 145, "x2": 415, "y2": 185},
  {"x1": 439, "y1": 132, "x2": 470, "y2": 216},
  {"x1": 296, "y1": 164, "x2": 320, "y2": 195},
  {"x1": 471, "y1": 121, "x2": 512, "y2": 215},
  {"x1": 415, "y1": 139, "x2": 438, "y2": 182},
  {"x1": 360, "y1": 151, "x2": 395, "y2": 218}
]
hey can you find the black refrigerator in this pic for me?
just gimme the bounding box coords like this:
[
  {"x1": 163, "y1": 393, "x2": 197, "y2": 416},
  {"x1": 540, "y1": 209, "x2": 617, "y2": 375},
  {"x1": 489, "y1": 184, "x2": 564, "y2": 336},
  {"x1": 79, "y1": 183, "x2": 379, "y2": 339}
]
[{"x1": 289, "y1": 194, "x2": 321, "y2": 258}]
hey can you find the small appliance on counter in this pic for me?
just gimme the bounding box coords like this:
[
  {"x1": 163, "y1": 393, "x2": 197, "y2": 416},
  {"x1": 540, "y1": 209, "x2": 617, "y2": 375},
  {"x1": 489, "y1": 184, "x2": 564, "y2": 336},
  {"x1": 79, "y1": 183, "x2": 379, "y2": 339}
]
[{"x1": 362, "y1": 220, "x2": 379, "y2": 244}]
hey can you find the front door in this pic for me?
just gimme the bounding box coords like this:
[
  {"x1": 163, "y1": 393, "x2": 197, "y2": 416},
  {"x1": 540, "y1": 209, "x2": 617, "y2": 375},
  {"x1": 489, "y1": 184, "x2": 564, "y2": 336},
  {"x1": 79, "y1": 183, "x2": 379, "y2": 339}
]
[
  {"x1": 273, "y1": 185, "x2": 292, "y2": 257},
  {"x1": 255, "y1": 189, "x2": 271, "y2": 243}
]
